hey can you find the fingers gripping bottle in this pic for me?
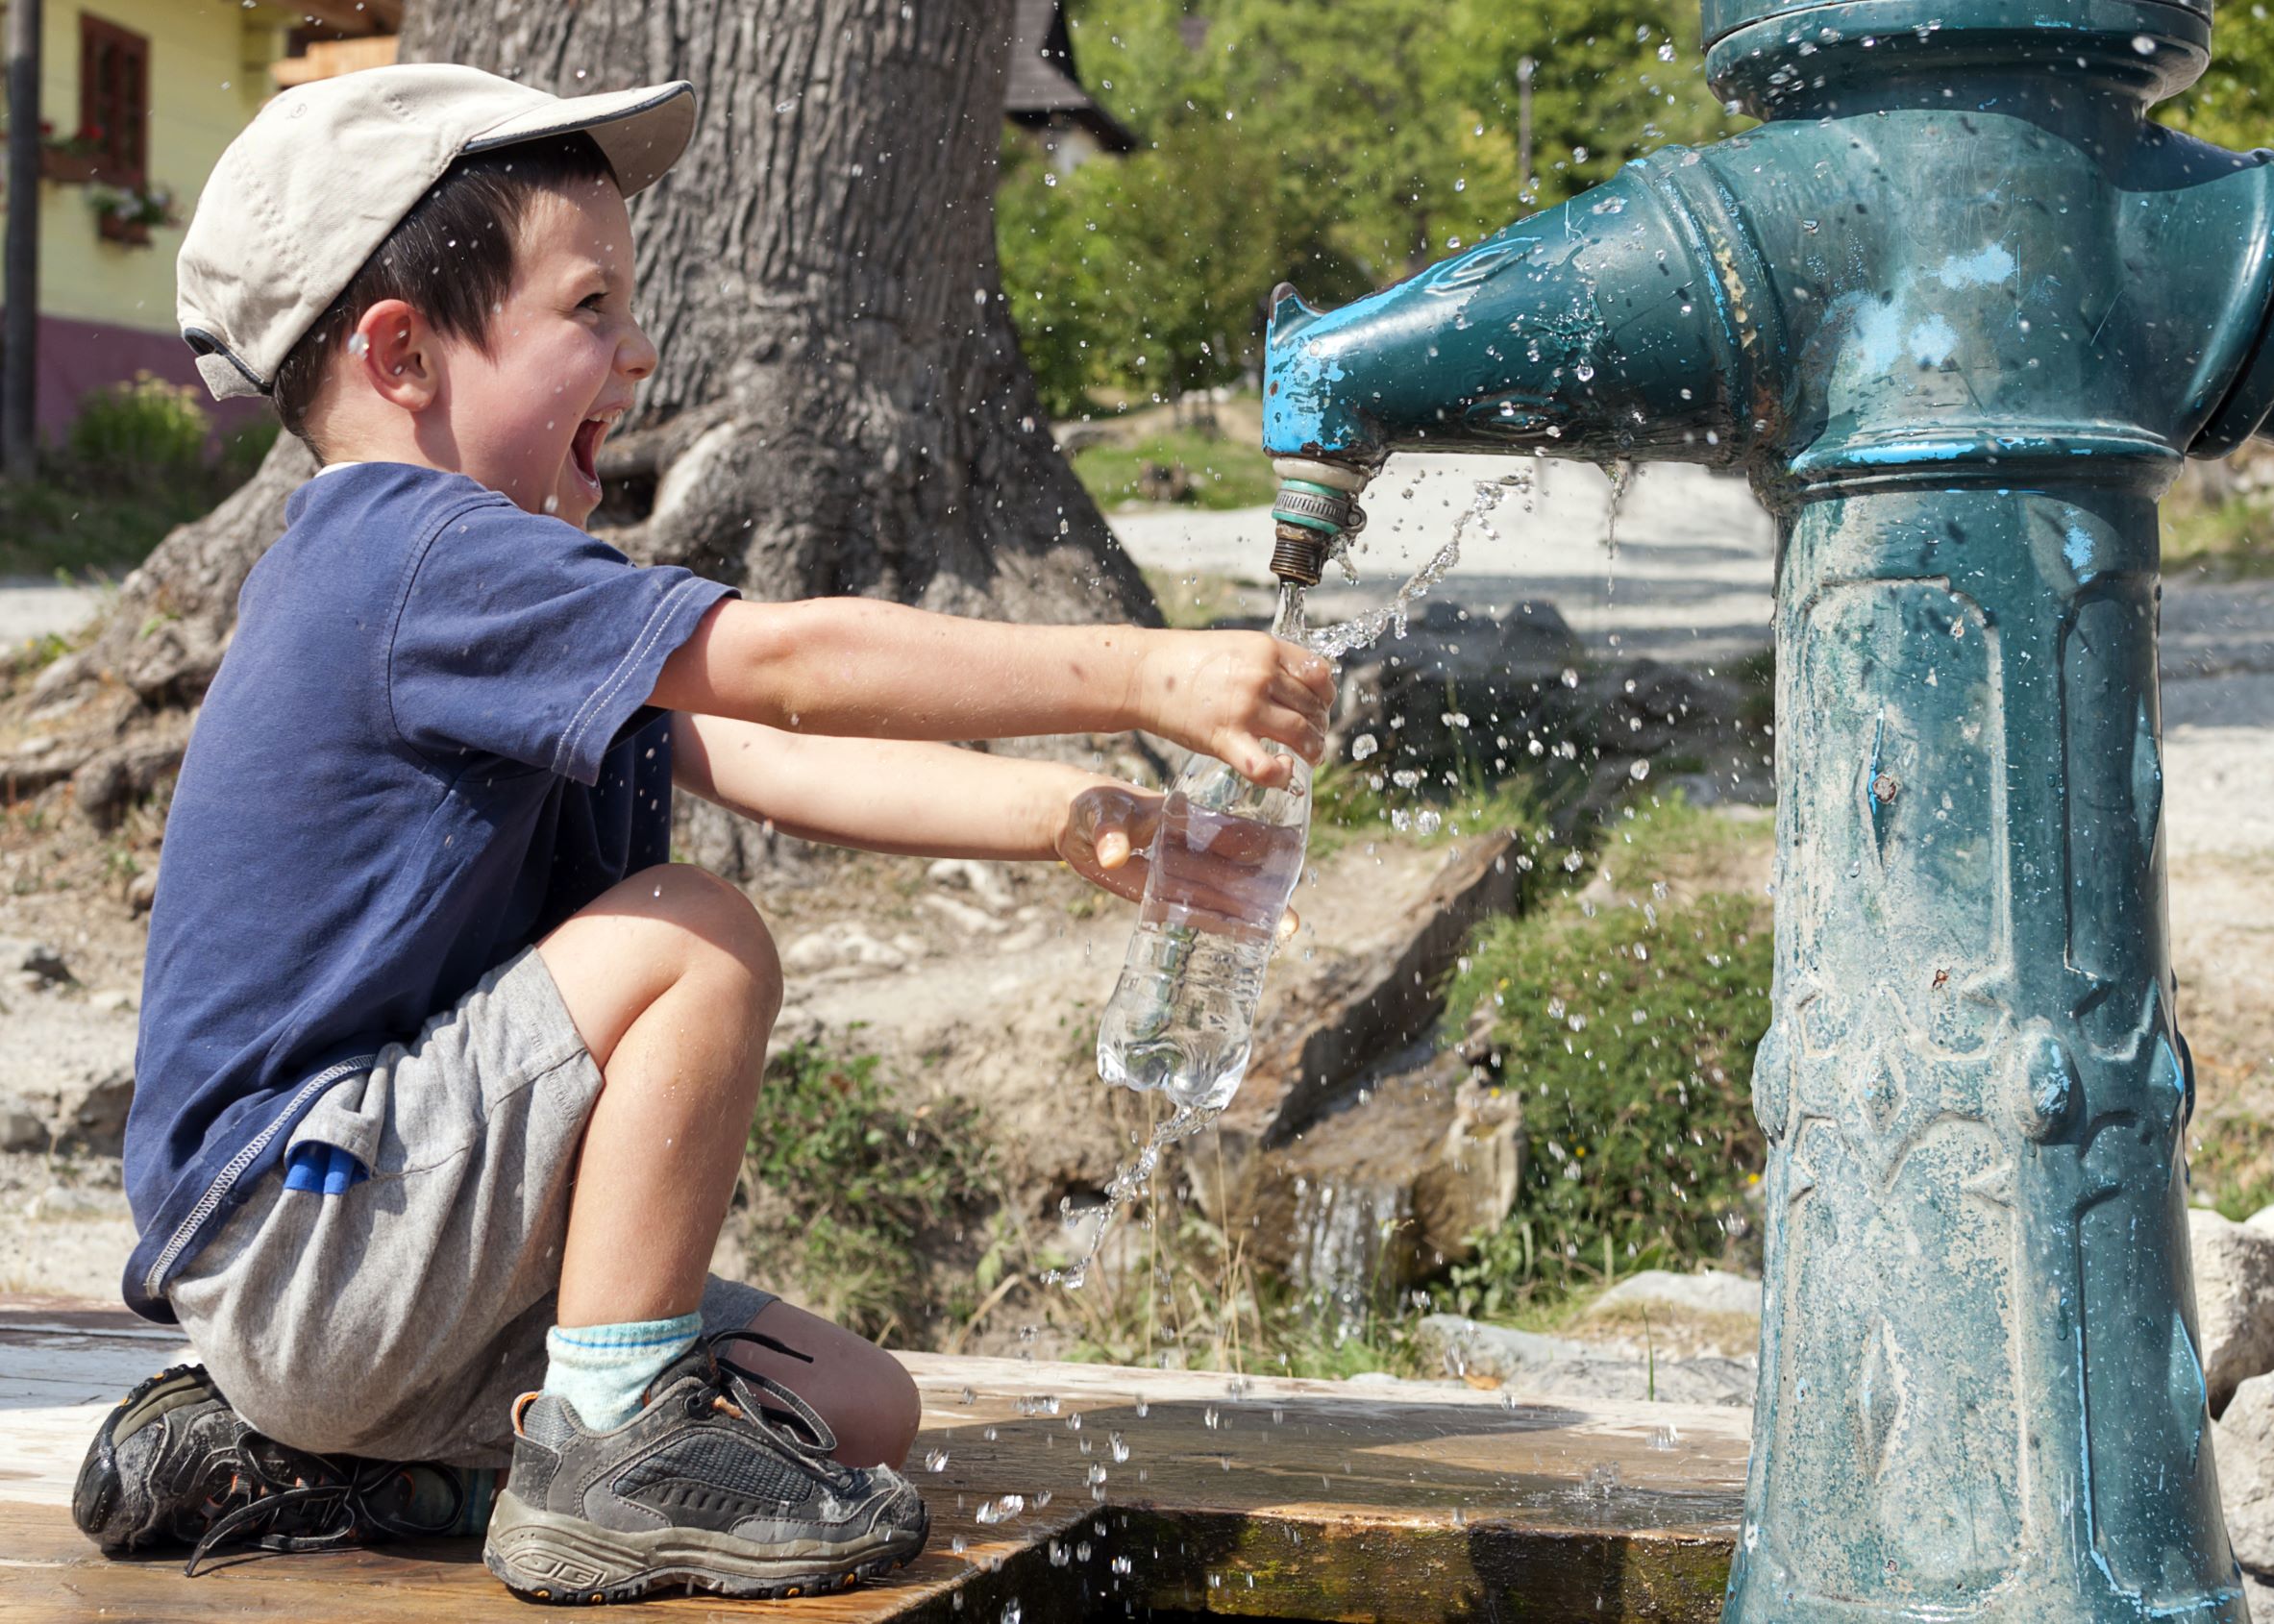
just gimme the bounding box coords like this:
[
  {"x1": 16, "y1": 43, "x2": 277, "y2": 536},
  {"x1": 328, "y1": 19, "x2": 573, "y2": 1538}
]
[{"x1": 1096, "y1": 600, "x2": 1312, "y2": 1115}]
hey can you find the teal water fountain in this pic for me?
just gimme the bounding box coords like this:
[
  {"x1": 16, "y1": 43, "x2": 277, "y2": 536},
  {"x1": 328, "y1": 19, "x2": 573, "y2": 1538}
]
[{"x1": 1261, "y1": 3, "x2": 2274, "y2": 1618}]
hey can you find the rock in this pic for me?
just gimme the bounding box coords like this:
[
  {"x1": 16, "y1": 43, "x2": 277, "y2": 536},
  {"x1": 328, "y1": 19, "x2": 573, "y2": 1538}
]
[
  {"x1": 127, "y1": 867, "x2": 159, "y2": 914},
  {"x1": 0, "y1": 938, "x2": 73, "y2": 986},
  {"x1": 2188, "y1": 1207, "x2": 2274, "y2": 1415},
  {"x1": 928, "y1": 858, "x2": 1016, "y2": 915},
  {"x1": 1592, "y1": 1267, "x2": 1764, "y2": 1320},
  {"x1": 1415, "y1": 1315, "x2": 1594, "y2": 1383},
  {"x1": 1413, "y1": 1315, "x2": 1757, "y2": 1406},
  {"x1": 781, "y1": 923, "x2": 910, "y2": 975},
  {"x1": 1326, "y1": 600, "x2": 1580, "y2": 769},
  {"x1": 88, "y1": 988, "x2": 136, "y2": 1016},
  {"x1": 1196, "y1": 1051, "x2": 1522, "y2": 1311},
  {"x1": 57, "y1": 1065, "x2": 134, "y2": 1153},
  {"x1": 24, "y1": 1183, "x2": 130, "y2": 1221},
  {"x1": 2217, "y1": 1371, "x2": 2274, "y2": 1576},
  {"x1": 2245, "y1": 1571, "x2": 2274, "y2": 1622},
  {"x1": 921, "y1": 893, "x2": 1005, "y2": 936},
  {"x1": 1229, "y1": 825, "x2": 1526, "y2": 1147},
  {"x1": 0, "y1": 1101, "x2": 47, "y2": 1152},
  {"x1": 1409, "y1": 1075, "x2": 1524, "y2": 1267}
]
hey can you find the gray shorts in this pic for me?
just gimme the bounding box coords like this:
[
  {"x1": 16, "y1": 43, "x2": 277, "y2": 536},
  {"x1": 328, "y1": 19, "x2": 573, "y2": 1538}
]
[{"x1": 167, "y1": 946, "x2": 774, "y2": 1468}]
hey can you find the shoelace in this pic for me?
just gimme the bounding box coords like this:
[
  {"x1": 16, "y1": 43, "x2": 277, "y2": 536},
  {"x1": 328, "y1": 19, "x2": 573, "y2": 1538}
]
[
  {"x1": 184, "y1": 1450, "x2": 463, "y2": 1577},
  {"x1": 699, "y1": 1328, "x2": 857, "y2": 1484}
]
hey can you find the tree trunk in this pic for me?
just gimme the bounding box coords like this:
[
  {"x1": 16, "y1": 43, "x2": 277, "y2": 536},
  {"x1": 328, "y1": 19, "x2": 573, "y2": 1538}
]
[{"x1": 12, "y1": 0, "x2": 1156, "y2": 871}]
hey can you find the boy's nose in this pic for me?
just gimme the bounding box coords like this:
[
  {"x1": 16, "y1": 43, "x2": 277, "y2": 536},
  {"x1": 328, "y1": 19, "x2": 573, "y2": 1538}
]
[{"x1": 620, "y1": 322, "x2": 658, "y2": 381}]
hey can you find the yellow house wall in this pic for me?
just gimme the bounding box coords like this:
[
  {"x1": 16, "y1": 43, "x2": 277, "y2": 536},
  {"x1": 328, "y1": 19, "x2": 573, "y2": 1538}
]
[{"x1": 10, "y1": 0, "x2": 285, "y2": 335}]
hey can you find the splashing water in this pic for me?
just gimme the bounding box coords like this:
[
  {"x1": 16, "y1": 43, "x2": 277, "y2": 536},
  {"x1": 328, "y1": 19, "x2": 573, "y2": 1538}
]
[
  {"x1": 1043, "y1": 1098, "x2": 1221, "y2": 1291},
  {"x1": 1600, "y1": 458, "x2": 1638, "y2": 609},
  {"x1": 1304, "y1": 472, "x2": 1532, "y2": 661},
  {"x1": 1601, "y1": 459, "x2": 1636, "y2": 565}
]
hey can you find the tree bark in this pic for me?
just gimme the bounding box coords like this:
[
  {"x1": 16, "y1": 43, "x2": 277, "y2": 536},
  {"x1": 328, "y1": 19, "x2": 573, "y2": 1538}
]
[{"x1": 12, "y1": 0, "x2": 1155, "y2": 865}]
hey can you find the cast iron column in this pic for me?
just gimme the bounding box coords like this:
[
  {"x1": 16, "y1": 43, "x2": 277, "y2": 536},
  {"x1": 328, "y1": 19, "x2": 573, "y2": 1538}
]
[{"x1": 1260, "y1": 2, "x2": 2274, "y2": 1616}]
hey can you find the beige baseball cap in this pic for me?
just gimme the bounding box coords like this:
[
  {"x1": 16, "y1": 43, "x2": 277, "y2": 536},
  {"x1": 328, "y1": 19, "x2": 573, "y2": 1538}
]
[{"x1": 177, "y1": 63, "x2": 695, "y2": 403}]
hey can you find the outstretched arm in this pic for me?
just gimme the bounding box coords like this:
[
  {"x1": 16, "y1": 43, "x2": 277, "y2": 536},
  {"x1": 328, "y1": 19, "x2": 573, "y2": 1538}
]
[
  {"x1": 647, "y1": 599, "x2": 1332, "y2": 789},
  {"x1": 671, "y1": 713, "x2": 1161, "y2": 901}
]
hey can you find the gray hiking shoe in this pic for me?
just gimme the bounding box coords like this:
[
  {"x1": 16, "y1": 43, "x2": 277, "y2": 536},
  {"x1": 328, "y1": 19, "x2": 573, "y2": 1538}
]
[
  {"x1": 73, "y1": 1363, "x2": 471, "y2": 1574},
  {"x1": 482, "y1": 1328, "x2": 928, "y2": 1605}
]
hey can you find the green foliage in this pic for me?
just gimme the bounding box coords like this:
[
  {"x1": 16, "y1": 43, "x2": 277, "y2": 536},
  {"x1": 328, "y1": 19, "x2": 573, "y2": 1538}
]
[
  {"x1": 741, "y1": 1039, "x2": 995, "y2": 1340},
  {"x1": 66, "y1": 372, "x2": 210, "y2": 490},
  {"x1": 0, "y1": 378, "x2": 281, "y2": 582},
  {"x1": 2190, "y1": 1114, "x2": 2274, "y2": 1222},
  {"x1": 2162, "y1": 488, "x2": 2274, "y2": 580},
  {"x1": 1071, "y1": 424, "x2": 1278, "y2": 509},
  {"x1": 1443, "y1": 885, "x2": 1772, "y2": 1316},
  {"x1": 0, "y1": 478, "x2": 213, "y2": 578},
  {"x1": 1001, "y1": 0, "x2": 1737, "y2": 414},
  {"x1": 2164, "y1": 8, "x2": 2274, "y2": 154}
]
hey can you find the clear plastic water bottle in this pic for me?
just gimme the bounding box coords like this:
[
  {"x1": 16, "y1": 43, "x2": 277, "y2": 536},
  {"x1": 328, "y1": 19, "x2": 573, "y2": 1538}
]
[{"x1": 1095, "y1": 736, "x2": 1310, "y2": 1115}]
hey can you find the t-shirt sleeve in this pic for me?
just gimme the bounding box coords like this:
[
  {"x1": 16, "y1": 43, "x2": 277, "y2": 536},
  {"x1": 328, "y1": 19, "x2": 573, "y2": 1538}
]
[{"x1": 388, "y1": 501, "x2": 739, "y2": 784}]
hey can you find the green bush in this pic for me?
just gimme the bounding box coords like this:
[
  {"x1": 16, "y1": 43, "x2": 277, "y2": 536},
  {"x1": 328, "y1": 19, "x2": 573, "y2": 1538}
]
[
  {"x1": 67, "y1": 372, "x2": 210, "y2": 489},
  {"x1": 1443, "y1": 888, "x2": 1772, "y2": 1315},
  {"x1": 741, "y1": 1039, "x2": 995, "y2": 1340}
]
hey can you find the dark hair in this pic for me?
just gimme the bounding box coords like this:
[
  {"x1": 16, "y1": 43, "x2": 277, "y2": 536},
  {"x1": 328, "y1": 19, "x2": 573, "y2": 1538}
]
[{"x1": 271, "y1": 134, "x2": 616, "y2": 456}]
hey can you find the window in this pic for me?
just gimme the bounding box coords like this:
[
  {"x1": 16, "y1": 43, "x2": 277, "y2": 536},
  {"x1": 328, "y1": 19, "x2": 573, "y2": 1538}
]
[{"x1": 79, "y1": 13, "x2": 147, "y2": 185}]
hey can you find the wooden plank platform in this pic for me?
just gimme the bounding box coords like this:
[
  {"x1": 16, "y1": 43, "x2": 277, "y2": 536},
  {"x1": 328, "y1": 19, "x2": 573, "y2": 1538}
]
[{"x1": 0, "y1": 1299, "x2": 1746, "y2": 1621}]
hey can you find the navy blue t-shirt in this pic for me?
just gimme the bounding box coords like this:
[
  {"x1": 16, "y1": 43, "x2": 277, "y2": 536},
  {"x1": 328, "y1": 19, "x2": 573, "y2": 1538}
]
[{"x1": 122, "y1": 462, "x2": 737, "y2": 1321}]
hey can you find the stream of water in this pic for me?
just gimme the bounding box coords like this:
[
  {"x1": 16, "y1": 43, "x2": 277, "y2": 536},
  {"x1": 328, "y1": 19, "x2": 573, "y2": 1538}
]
[{"x1": 1054, "y1": 461, "x2": 1632, "y2": 1301}]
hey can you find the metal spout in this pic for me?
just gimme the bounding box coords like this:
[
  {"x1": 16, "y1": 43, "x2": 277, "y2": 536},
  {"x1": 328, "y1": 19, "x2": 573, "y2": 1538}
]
[{"x1": 1266, "y1": 454, "x2": 1372, "y2": 586}]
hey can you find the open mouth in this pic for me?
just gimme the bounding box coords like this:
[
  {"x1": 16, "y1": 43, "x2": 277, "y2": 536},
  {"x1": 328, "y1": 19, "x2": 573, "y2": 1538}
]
[{"x1": 569, "y1": 416, "x2": 610, "y2": 496}]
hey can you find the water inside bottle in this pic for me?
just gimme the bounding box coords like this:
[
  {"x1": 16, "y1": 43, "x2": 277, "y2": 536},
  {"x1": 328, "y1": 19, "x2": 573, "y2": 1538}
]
[{"x1": 1060, "y1": 585, "x2": 1312, "y2": 1292}]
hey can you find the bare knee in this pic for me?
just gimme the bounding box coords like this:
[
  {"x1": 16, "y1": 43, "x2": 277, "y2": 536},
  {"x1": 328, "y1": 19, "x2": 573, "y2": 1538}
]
[
  {"x1": 539, "y1": 863, "x2": 781, "y2": 1069},
  {"x1": 648, "y1": 865, "x2": 782, "y2": 1024},
  {"x1": 736, "y1": 1303, "x2": 924, "y2": 1469},
  {"x1": 829, "y1": 1345, "x2": 922, "y2": 1470}
]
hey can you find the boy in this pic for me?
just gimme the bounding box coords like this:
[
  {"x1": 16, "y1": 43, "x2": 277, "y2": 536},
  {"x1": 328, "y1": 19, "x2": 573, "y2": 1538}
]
[{"x1": 70, "y1": 65, "x2": 1330, "y2": 1605}]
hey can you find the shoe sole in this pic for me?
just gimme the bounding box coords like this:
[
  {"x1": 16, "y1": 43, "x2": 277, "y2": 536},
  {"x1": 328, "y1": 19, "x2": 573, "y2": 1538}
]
[
  {"x1": 482, "y1": 1489, "x2": 927, "y2": 1605},
  {"x1": 72, "y1": 1364, "x2": 214, "y2": 1552}
]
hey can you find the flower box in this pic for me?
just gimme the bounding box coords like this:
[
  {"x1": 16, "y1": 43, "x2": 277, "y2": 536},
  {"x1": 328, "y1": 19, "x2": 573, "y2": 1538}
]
[{"x1": 38, "y1": 148, "x2": 99, "y2": 185}]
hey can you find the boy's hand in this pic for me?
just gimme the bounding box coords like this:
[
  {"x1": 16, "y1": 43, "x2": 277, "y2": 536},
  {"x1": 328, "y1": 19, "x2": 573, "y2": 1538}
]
[
  {"x1": 1057, "y1": 781, "x2": 1300, "y2": 941},
  {"x1": 1130, "y1": 629, "x2": 1335, "y2": 789}
]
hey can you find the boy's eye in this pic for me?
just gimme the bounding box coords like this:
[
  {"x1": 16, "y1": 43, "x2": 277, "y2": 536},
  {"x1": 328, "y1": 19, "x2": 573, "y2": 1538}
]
[{"x1": 580, "y1": 291, "x2": 607, "y2": 311}]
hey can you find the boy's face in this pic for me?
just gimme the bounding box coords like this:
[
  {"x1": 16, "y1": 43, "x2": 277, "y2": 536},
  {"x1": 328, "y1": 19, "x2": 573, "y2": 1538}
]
[{"x1": 441, "y1": 178, "x2": 655, "y2": 526}]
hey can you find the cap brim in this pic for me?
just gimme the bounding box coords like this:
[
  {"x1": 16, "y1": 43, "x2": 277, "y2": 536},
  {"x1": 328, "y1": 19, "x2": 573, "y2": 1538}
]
[{"x1": 465, "y1": 81, "x2": 695, "y2": 195}]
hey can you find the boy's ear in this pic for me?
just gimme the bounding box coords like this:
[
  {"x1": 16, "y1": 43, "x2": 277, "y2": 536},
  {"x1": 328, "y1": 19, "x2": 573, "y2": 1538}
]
[{"x1": 350, "y1": 299, "x2": 442, "y2": 412}]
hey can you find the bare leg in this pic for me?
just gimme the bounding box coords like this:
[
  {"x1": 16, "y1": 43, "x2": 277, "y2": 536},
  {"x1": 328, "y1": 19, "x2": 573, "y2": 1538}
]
[
  {"x1": 536, "y1": 863, "x2": 780, "y2": 1328},
  {"x1": 726, "y1": 1300, "x2": 923, "y2": 1469}
]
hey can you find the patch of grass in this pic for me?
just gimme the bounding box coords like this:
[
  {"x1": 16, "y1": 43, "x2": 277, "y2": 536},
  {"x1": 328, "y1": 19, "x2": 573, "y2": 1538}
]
[
  {"x1": 1072, "y1": 427, "x2": 1277, "y2": 510},
  {"x1": 2191, "y1": 1114, "x2": 2274, "y2": 1221},
  {"x1": 1308, "y1": 733, "x2": 1574, "y2": 864},
  {"x1": 2163, "y1": 492, "x2": 2274, "y2": 580},
  {"x1": 740, "y1": 1038, "x2": 995, "y2": 1341},
  {"x1": 0, "y1": 480, "x2": 215, "y2": 578},
  {"x1": 1438, "y1": 800, "x2": 1774, "y2": 1320},
  {"x1": 0, "y1": 381, "x2": 278, "y2": 580}
]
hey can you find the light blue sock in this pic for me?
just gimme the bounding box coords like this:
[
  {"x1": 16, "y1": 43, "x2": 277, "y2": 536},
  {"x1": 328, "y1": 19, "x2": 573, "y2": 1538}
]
[{"x1": 541, "y1": 1313, "x2": 703, "y2": 1433}]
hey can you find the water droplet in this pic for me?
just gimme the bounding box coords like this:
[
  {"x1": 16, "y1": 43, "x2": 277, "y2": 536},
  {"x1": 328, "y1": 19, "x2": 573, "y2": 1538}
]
[
  {"x1": 1629, "y1": 759, "x2": 1650, "y2": 781},
  {"x1": 2133, "y1": 33, "x2": 2157, "y2": 53},
  {"x1": 925, "y1": 1448, "x2": 950, "y2": 1471}
]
